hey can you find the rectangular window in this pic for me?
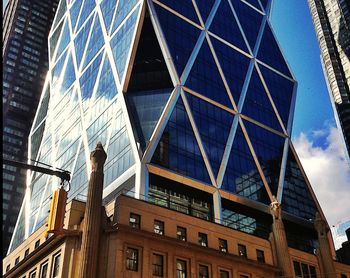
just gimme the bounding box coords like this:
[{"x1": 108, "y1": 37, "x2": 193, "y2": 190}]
[
  {"x1": 35, "y1": 240, "x2": 40, "y2": 249},
  {"x1": 129, "y1": 213, "x2": 141, "y2": 229},
  {"x1": 199, "y1": 264, "x2": 209, "y2": 278},
  {"x1": 219, "y1": 238, "x2": 227, "y2": 252},
  {"x1": 176, "y1": 259, "x2": 187, "y2": 278},
  {"x1": 154, "y1": 220, "x2": 164, "y2": 235},
  {"x1": 220, "y1": 270, "x2": 229, "y2": 278},
  {"x1": 256, "y1": 249, "x2": 265, "y2": 263},
  {"x1": 52, "y1": 253, "x2": 61, "y2": 278},
  {"x1": 177, "y1": 226, "x2": 187, "y2": 241},
  {"x1": 15, "y1": 257, "x2": 20, "y2": 265},
  {"x1": 126, "y1": 247, "x2": 138, "y2": 271},
  {"x1": 25, "y1": 248, "x2": 30, "y2": 257},
  {"x1": 310, "y1": 266, "x2": 317, "y2": 278},
  {"x1": 30, "y1": 270, "x2": 37, "y2": 278},
  {"x1": 40, "y1": 262, "x2": 48, "y2": 278},
  {"x1": 238, "y1": 244, "x2": 247, "y2": 258},
  {"x1": 293, "y1": 261, "x2": 302, "y2": 277},
  {"x1": 198, "y1": 233, "x2": 208, "y2": 247},
  {"x1": 301, "y1": 263, "x2": 309, "y2": 277},
  {"x1": 152, "y1": 253, "x2": 164, "y2": 277}
]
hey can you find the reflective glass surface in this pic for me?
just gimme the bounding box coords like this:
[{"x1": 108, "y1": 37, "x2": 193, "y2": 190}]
[
  {"x1": 185, "y1": 40, "x2": 233, "y2": 108},
  {"x1": 186, "y1": 93, "x2": 233, "y2": 177},
  {"x1": 231, "y1": 0, "x2": 263, "y2": 51},
  {"x1": 50, "y1": 21, "x2": 64, "y2": 61},
  {"x1": 209, "y1": 0, "x2": 248, "y2": 53},
  {"x1": 243, "y1": 120, "x2": 285, "y2": 196},
  {"x1": 74, "y1": 15, "x2": 94, "y2": 68},
  {"x1": 55, "y1": 20, "x2": 71, "y2": 60},
  {"x1": 195, "y1": 0, "x2": 215, "y2": 24},
  {"x1": 32, "y1": 85, "x2": 50, "y2": 131},
  {"x1": 282, "y1": 150, "x2": 317, "y2": 220},
  {"x1": 242, "y1": 68, "x2": 283, "y2": 132},
  {"x1": 156, "y1": 0, "x2": 200, "y2": 24},
  {"x1": 76, "y1": 0, "x2": 96, "y2": 31},
  {"x1": 51, "y1": 50, "x2": 67, "y2": 88},
  {"x1": 69, "y1": 0, "x2": 83, "y2": 32},
  {"x1": 257, "y1": 24, "x2": 292, "y2": 78},
  {"x1": 152, "y1": 97, "x2": 211, "y2": 184},
  {"x1": 30, "y1": 123, "x2": 45, "y2": 162},
  {"x1": 259, "y1": 0, "x2": 269, "y2": 10},
  {"x1": 221, "y1": 124, "x2": 269, "y2": 204},
  {"x1": 210, "y1": 36, "x2": 251, "y2": 104},
  {"x1": 259, "y1": 64, "x2": 295, "y2": 128},
  {"x1": 111, "y1": 0, "x2": 138, "y2": 34},
  {"x1": 52, "y1": 0, "x2": 67, "y2": 30},
  {"x1": 100, "y1": 0, "x2": 117, "y2": 33},
  {"x1": 154, "y1": 3, "x2": 201, "y2": 77},
  {"x1": 60, "y1": 53, "x2": 76, "y2": 94},
  {"x1": 243, "y1": 0, "x2": 262, "y2": 11},
  {"x1": 70, "y1": 144, "x2": 89, "y2": 197}
]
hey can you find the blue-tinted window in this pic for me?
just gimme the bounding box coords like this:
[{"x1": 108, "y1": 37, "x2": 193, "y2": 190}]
[
  {"x1": 74, "y1": 15, "x2": 94, "y2": 68},
  {"x1": 52, "y1": 0, "x2": 67, "y2": 30},
  {"x1": 110, "y1": 6, "x2": 139, "y2": 80},
  {"x1": 209, "y1": 0, "x2": 248, "y2": 53},
  {"x1": 151, "y1": 97, "x2": 211, "y2": 184},
  {"x1": 70, "y1": 146, "x2": 88, "y2": 197},
  {"x1": 69, "y1": 0, "x2": 83, "y2": 32},
  {"x1": 257, "y1": 23, "x2": 292, "y2": 78},
  {"x1": 76, "y1": 0, "x2": 96, "y2": 31},
  {"x1": 154, "y1": 4, "x2": 201, "y2": 77},
  {"x1": 185, "y1": 40, "x2": 233, "y2": 108},
  {"x1": 231, "y1": 0, "x2": 263, "y2": 51},
  {"x1": 243, "y1": 120, "x2": 285, "y2": 196},
  {"x1": 50, "y1": 21, "x2": 64, "y2": 61},
  {"x1": 221, "y1": 124, "x2": 269, "y2": 204},
  {"x1": 55, "y1": 19, "x2": 71, "y2": 61},
  {"x1": 60, "y1": 53, "x2": 76, "y2": 94},
  {"x1": 242, "y1": 68, "x2": 283, "y2": 132},
  {"x1": 259, "y1": 64, "x2": 295, "y2": 129},
  {"x1": 243, "y1": 0, "x2": 263, "y2": 12},
  {"x1": 100, "y1": 0, "x2": 117, "y2": 33},
  {"x1": 195, "y1": 0, "x2": 215, "y2": 24},
  {"x1": 186, "y1": 93, "x2": 233, "y2": 177},
  {"x1": 259, "y1": 0, "x2": 269, "y2": 10},
  {"x1": 82, "y1": 15, "x2": 104, "y2": 69},
  {"x1": 211, "y1": 36, "x2": 251, "y2": 104},
  {"x1": 156, "y1": 0, "x2": 200, "y2": 24},
  {"x1": 111, "y1": 0, "x2": 138, "y2": 34},
  {"x1": 282, "y1": 149, "x2": 317, "y2": 220}
]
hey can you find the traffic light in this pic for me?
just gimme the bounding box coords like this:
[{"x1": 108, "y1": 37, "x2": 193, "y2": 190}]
[{"x1": 46, "y1": 187, "x2": 67, "y2": 236}]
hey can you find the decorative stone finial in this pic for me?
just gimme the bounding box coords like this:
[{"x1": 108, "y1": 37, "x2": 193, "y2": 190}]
[
  {"x1": 270, "y1": 195, "x2": 281, "y2": 220},
  {"x1": 90, "y1": 142, "x2": 107, "y2": 172}
]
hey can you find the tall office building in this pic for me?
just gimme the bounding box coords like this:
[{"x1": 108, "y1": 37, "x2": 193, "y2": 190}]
[
  {"x1": 308, "y1": 0, "x2": 350, "y2": 158},
  {"x1": 2, "y1": 0, "x2": 59, "y2": 256},
  {"x1": 7, "y1": 0, "x2": 328, "y2": 267}
]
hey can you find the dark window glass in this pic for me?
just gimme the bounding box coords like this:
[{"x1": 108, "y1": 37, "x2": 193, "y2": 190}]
[
  {"x1": 156, "y1": 0, "x2": 199, "y2": 24},
  {"x1": 196, "y1": 0, "x2": 215, "y2": 24},
  {"x1": 40, "y1": 262, "x2": 48, "y2": 278},
  {"x1": 238, "y1": 244, "x2": 247, "y2": 258},
  {"x1": 301, "y1": 263, "x2": 310, "y2": 278},
  {"x1": 293, "y1": 261, "x2": 302, "y2": 277},
  {"x1": 199, "y1": 264, "x2": 209, "y2": 278},
  {"x1": 152, "y1": 254, "x2": 164, "y2": 277},
  {"x1": 129, "y1": 213, "x2": 141, "y2": 229},
  {"x1": 30, "y1": 271, "x2": 37, "y2": 278},
  {"x1": 176, "y1": 259, "x2": 187, "y2": 278},
  {"x1": 198, "y1": 232, "x2": 208, "y2": 247},
  {"x1": 126, "y1": 248, "x2": 138, "y2": 271},
  {"x1": 25, "y1": 248, "x2": 30, "y2": 257},
  {"x1": 219, "y1": 238, "x2": 228, "y2": 252},
  {"x1": 341, "y1": 274, "x2": 347, "y2": 278},
  {"x1": 15, "y1": 256, "x2": 20, "y2": 265},
  {"x1": 310, "y1": 266, "x2": 317, "y2": 278},
  {"x1": 220, "y1": 270, "x2": 229, "y2": 278},
  {"x1": 35, "y1": 239, "x2": 40, "y2": 249},
  {"x1": 154, "y1": 220, "x2": 164, "y2": 235},
  {"x1": 6, "y1": 264, "x2": 10, "y2": 272},
  {"x1": 52, "y1": 253, "x2": 61, "y2": 278},
  {"x1": 256, "y1": 249, "x2": 265, "y2": 263},
  {"x1": 177, "y1": 226, "x2": 187, "y2": 241}
]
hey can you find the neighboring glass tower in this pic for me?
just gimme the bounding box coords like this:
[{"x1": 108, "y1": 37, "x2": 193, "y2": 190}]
[
  {"x1": 2, "y1": 0, "x2": 59, "y2": 256},
  {"x1": 308, "y1": 0, "x2": 350, "y2": 160},
  {"x1": 9, "y1": 0, "x2": 325, "y2": 257}
]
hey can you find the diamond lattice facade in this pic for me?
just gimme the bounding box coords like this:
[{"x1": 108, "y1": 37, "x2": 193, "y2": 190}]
[{"x1": 10, "y1": 0, "x2": 324, "y2": 257}]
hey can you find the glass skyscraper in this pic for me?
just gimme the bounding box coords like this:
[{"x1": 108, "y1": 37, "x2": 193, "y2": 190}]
[{"x1": 9, "y1": 0, "x2": 324, "y2": 257}]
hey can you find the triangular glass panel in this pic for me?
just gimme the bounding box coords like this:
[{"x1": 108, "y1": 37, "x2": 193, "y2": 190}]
[
  {"x1": 74, "y1": 15, "x2": 94, "y2": 68},
  {"x1": 195, "y1": 0, "x2": 215, "y2": 24},
  {"x1": 242, "y1": 68, "x2": 283, "y2": 132},
  {"x1": 155, "y1": 0, "x2": 200, "y2": 24},
  {"x1": 110, "y1": 0, "x2": 138, "y2": 35},
  {"x1": 259, "y1": 64, "x2": 295, "y2": 129},
  {"x1": 80, "y1": 53, "x2": 103, "y2": 111},
  {"x1": 259, "y1": 0, "x2": 269, "y2": 10},
  {"x1": 231, "y1": 0, "x2": 263, "y2": 50},
  {"x1": 32, "y1": 85, "x2": 50, "y2": 131},
  {"x1": 76, "y1": 0, "x2": 96, "y2": 31},
  {"x1": 55, "y1": 19, "x2": 71, "y2": 61},
  {"x1": 69, "y1": 0, "x2": 83, "y2": 32},
  {"x1": 211, "y1": 36, "x2": 251, "y2": 104},
  {"x1": 52, "y1": 0, "x2": 67, "y2": 30},
  {"x1": 49, "y1": 20, "x2": 64, "y2": 61},
  {"x1": 153, "y1": 3, "x2": 201, "y2": 77},
  {"x1": 8, "y1": 202, "x2": 26, "y2": 251},
  {"x1": 30, "y1": 122, "x2": 46, "y2": 162},
  {"x1": 185, "y1": 40, "x2": 233, "y2": 108},
  {"x1": 151, "y1": 97, "x2": 211, "y2": 184},
  {"x1": 56, "y1": 133, "x2": 82, "y2": 169},
  {"x1": 257, "y1": 23, "x2": 292, "y2": 78},
  {"x1": 221, "y1": 124, "x2": 269, "y2": 204},
  {"x1": 243, "y1": 0, "x2": 263, "y2": 11},
  {"x1": 243, "y1": 120, "x2": 285, "y2": 196},
  {"x1": 60, "y1": 53, "x2": 76, "y2": 94},
  {"x1": 126, "y1": 13, "x2": 173, "y2": 150},
  {"x1": 282, "y1": 148, "x2": 318, "y2": 220},
  {"x1": 186, "y1": 93, "x2": 234, "y2": 177},
  {"x1": 82, "y1": 15, "x2": 104, "y2": 69},
  {"x1": 70, "y1": 144, "x2": 89, "y2": 197},
  {"x1": 110, "y1": 5, "x2": 140, "y2": 81},
  {"x1": 209, "y1": 0, "x2": 248, "y2": 53},
  {"x1": 104, "y1": 105, "x2": 135, "y2": 187},
  {"x1": 100, "y1": 0, "x2": 117, "y2": 33}
]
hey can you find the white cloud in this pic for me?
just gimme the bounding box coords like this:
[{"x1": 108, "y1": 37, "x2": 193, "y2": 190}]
[{"x1": 292, "y1": 126, "x2": 350, "y2": 227}]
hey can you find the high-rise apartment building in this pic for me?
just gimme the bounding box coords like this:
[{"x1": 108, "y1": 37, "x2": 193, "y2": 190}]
[
  {"x1": 308, "y1": 0, "x2": 350, "y2": 158},
  {"x1": 2, "y1": 0, "x2": 59, "y2": 256},
  {"x1": 6, "y1": 0, "x2": 343, "y2": 275}
]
